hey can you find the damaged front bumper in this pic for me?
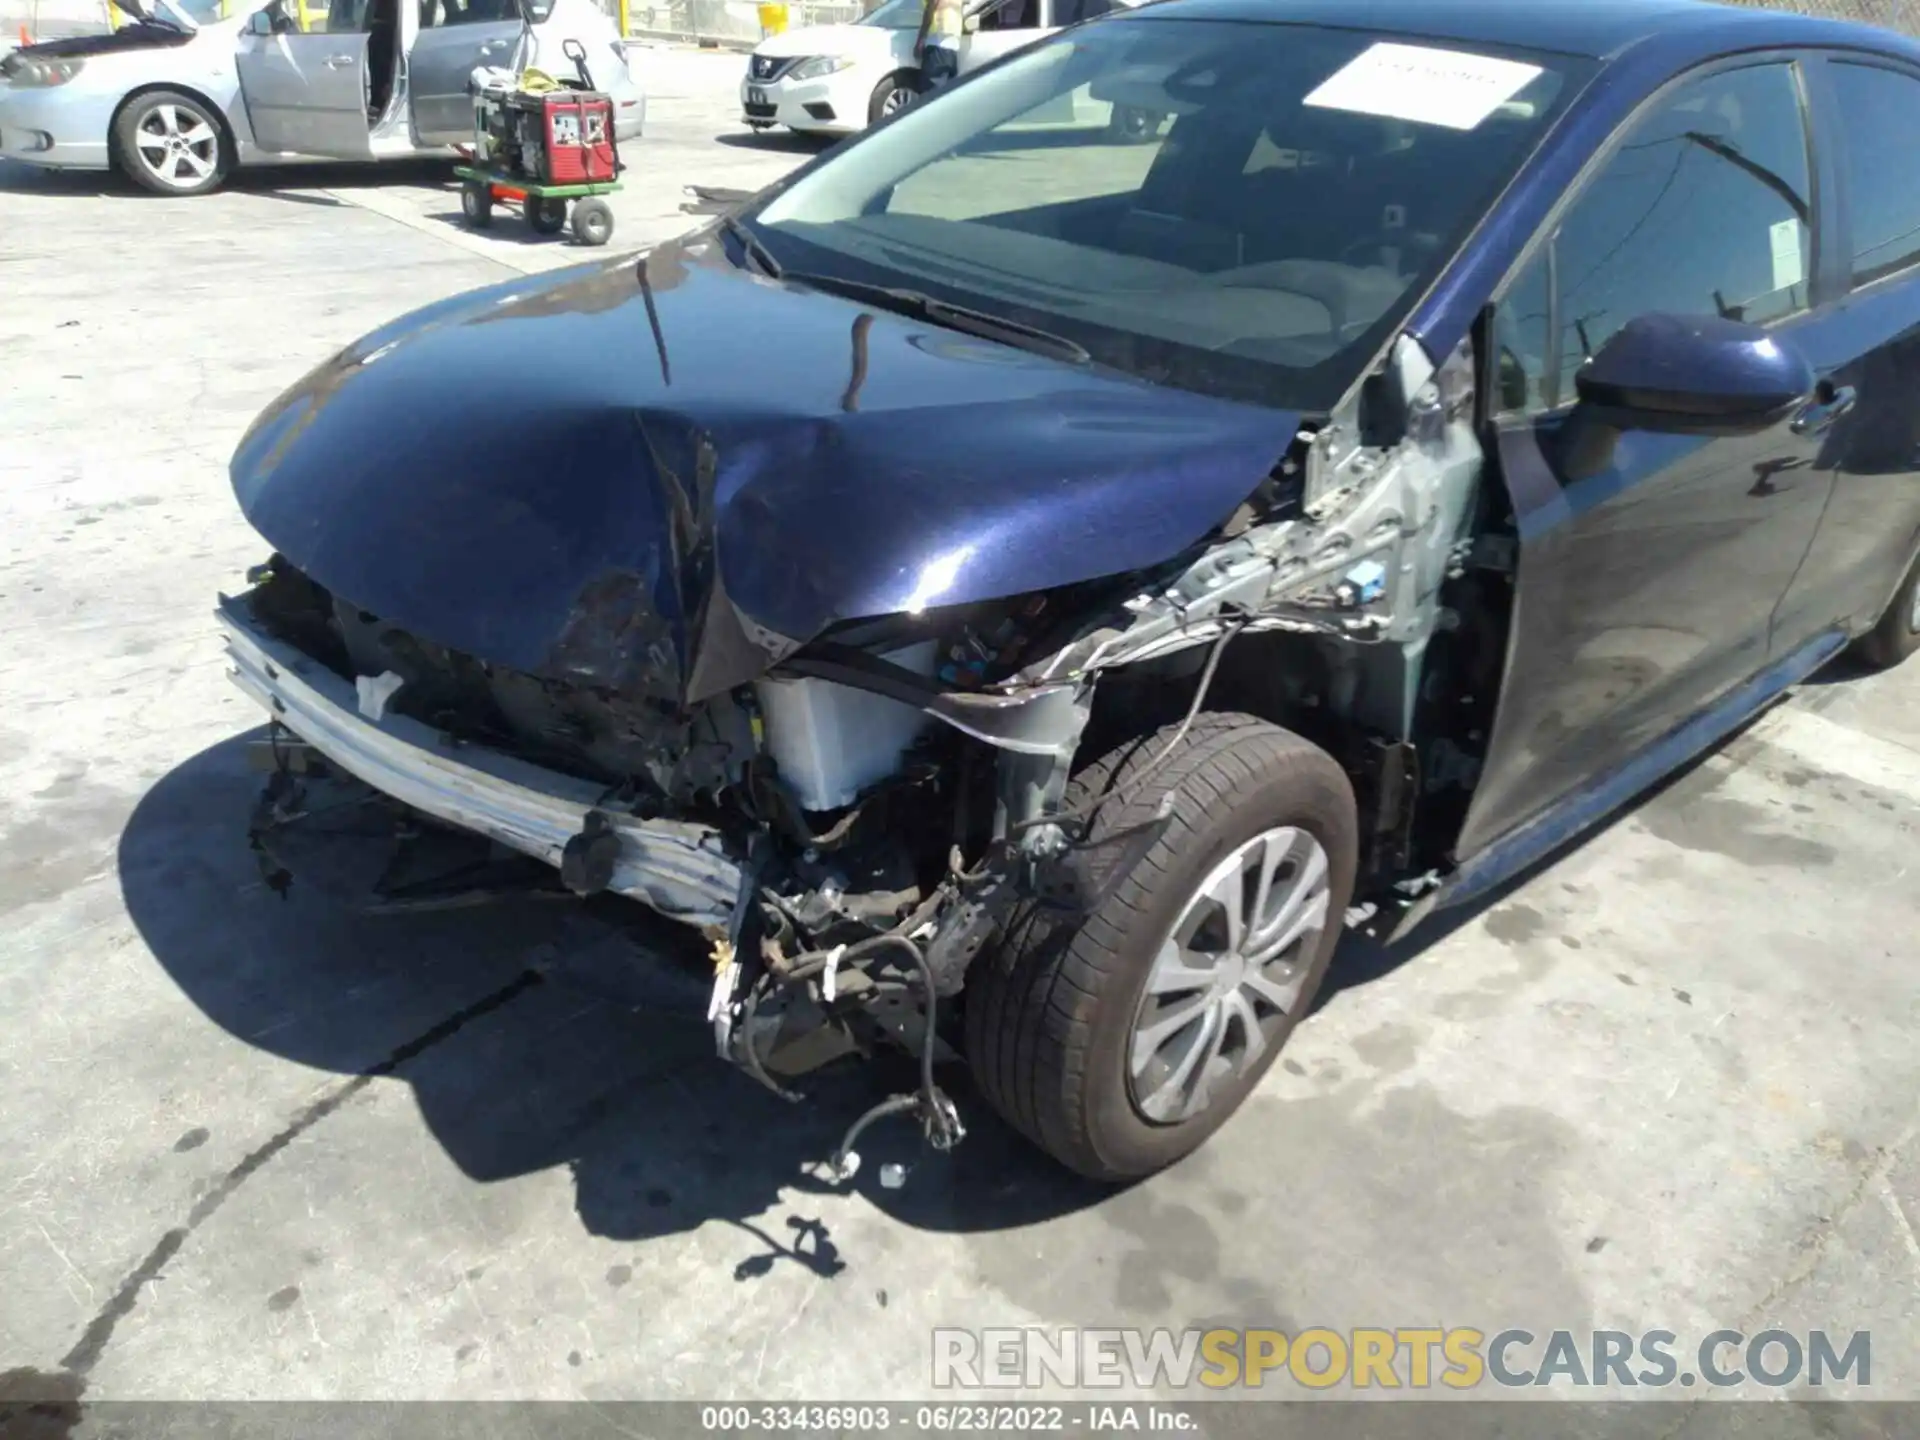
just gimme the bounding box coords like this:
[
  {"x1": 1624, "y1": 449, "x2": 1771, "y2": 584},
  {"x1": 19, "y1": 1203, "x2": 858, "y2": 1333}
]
[{"x1": 217, "y1": 594, "x2": 745, "y2": 930}]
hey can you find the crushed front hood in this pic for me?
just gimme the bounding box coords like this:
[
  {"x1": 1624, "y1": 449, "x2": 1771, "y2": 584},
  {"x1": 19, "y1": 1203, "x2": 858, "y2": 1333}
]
[{"x1": 230, "y1": 238, "x2": 1301, "y2": 705}]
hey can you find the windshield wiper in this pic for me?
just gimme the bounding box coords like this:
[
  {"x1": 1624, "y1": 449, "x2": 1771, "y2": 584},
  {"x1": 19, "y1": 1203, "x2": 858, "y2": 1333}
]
[
  {"x1": 782, "y1": 272, "x2": 1090, "y2": 365},
  {"x1": 719, "y1": 214, "x2": 783, "y2": 279}
]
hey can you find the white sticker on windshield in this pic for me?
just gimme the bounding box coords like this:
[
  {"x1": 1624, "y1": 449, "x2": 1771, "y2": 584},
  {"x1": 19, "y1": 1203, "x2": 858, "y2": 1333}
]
[
  {"x1": 1771, "y1": 218, "x2": 1806, "y2": 292},
  {"x1": 1304, "y1": 42, "x2": 1545, "y2": 131}
]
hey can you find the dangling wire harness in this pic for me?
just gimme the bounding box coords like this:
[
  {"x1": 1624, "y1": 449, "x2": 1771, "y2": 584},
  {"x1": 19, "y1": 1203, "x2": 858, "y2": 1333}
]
[{"x1": 748, "y1": 931, "x2": 962, "y2": 1181}]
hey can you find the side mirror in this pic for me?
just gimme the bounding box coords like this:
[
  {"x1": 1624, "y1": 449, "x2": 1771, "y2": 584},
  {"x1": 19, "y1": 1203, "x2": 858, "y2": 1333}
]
[
  {"x1": 247, "y1": 9, "x2": 274, "y2": 33},
  {"x1": 1573, "y1": 312, "x2": 1812, "y2": 435}
]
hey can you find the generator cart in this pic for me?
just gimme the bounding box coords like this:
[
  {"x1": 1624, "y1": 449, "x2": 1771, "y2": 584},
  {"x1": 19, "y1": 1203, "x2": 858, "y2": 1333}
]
[{"x1": 458, "y1": 39, "x2": 623, "y2": 246}]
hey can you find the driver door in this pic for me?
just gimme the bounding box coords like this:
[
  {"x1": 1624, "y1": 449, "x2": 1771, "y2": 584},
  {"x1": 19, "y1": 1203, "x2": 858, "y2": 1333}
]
[
  {"x1": 1458, "y1": 58, "x2": 1844, "y2": 861},
  {"x1": 958, "y1": 0, "x2": 1050, "y2": 74},
  {"x1": 236, "y1": 0, "x2": 375, "y2": 156}
]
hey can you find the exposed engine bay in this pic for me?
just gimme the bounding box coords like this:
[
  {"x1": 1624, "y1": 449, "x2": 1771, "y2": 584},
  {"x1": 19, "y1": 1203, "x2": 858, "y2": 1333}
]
[{"x1": 228, "y1": 329, "x2": 1506, "y2": 1177}]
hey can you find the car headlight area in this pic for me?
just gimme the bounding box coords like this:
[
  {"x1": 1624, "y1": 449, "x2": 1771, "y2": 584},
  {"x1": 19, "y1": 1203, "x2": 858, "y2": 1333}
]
[
  {"x1": 786, "y1": 55, "x2": 855, "y2": 81},
  {"x1": 0, "y1": 61, "x2": 117, "y2": 169},
  {"x1": 0, "y1": 54, "x2": 88, "y2": 86},
  {"x1": 742, "y1": 50, "x2": 873, "y2": 131}
]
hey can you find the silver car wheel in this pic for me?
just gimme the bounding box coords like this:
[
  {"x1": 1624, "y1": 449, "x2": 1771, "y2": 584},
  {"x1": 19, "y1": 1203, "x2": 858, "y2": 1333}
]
[
  {"x1": 1127, "y1": 825, "x2": 1331, "y2": 1125},
  {"x1": 1910, "y1": 572, "x2": 1920, "y2": 634},
  {"x1": 881, "y1": 84, "x2": 915, "y2": 116},
  {"x1": 132, "y1": 102, "x2": 220, "y2": 191}
]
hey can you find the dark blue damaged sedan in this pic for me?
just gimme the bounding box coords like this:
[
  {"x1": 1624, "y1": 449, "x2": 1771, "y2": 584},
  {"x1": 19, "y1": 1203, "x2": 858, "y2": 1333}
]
[{"x1": 220, "y1": 0, "x2": 1920, "y2": 1179}]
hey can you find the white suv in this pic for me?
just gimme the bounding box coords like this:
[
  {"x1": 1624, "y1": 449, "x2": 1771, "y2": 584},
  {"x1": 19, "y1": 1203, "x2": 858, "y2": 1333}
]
[{"x1": 740, "y1": 0, "x2": 1117, "y2": 136}]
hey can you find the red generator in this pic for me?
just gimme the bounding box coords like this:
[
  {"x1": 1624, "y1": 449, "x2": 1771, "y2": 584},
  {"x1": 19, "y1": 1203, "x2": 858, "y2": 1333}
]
[{"x1": 499, "y1": 88, "x2": 617, "y2": 186}]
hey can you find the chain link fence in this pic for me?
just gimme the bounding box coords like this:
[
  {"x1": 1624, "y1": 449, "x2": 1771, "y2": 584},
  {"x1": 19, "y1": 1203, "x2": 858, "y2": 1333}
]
[{"x1": 615, "y1": 0, "x2": 864, "y2": 46}]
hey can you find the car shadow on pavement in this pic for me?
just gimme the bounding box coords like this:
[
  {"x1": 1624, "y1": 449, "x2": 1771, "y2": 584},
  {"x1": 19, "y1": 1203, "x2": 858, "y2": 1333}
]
[
  {"x1": 119, "y1": 718, "x2": 1652, "y2": 1268},
  {"x1": 0, "y1": 155, "x2": 457, "y2": 199},
  {"x1": 421, "y1": 205, "x2": 603, "y2": 247},
  {"x1": 714, "y1": 129, "x2": 838, "y2": 153},
  {"x1": 117, "y1": 730, "x2": 1118, "y2": 1266}
]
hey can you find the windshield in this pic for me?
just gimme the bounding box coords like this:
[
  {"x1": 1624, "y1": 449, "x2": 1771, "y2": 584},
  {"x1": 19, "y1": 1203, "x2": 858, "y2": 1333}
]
[
  {"x1": 753, "y1": 19, "x2": 1589, "y2": 411},
  {"x1": 858, "y1": 0, "x2": 925, "y2": 27}
]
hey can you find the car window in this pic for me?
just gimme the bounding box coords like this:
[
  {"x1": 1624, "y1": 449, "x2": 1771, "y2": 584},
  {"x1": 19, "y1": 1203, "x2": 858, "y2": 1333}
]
[
  {"x1": 1491, "y1": 247, "x2": 1553, "y2": 416},
  {"x1": 1053, "y1": 0, "x2": 1113, "y2": 23},
  {"x1": 1828, "y1": 61, "x2": 1920, "y2": 287},
  {"x1": 753, "y1": 21, "x2": 1587, "y2": 412},
  {"x1": 257, "y1": 0, "x2": 311, "y2": 30},
  {"x1": 423, "y1": 0, "x2": 518, "y2": 23},
  {"x1": 975, "y1": 0, "x2": 1039, "y2": 31},
  {"x1": 1547, "y1": 62, "x2": 1813, "y2": 404}
]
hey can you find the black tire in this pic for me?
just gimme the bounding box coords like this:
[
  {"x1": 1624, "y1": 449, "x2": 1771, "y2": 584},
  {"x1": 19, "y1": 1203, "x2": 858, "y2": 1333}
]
[
  {"x1": 527, "y1": 195, "x2": 568, "y2": 235},
  {"x1": 1853, "y1": 547, "x2": 1920, "y2": 671},
  {"x1": 460, "y1": 179, "x2": 494, "y2": 229},
  {"x1": 572, "y1": 197, "x2": 614, "y2": 246},
  {"x1": 965, "y1": 713, "x2": 1358, "y2": 1181},
  {"x1": 112, "y1": 89, "x2": 231, "y2": 197},
  {"x1": 867, "y1": 71, "x2": 921, "y2": 126}
]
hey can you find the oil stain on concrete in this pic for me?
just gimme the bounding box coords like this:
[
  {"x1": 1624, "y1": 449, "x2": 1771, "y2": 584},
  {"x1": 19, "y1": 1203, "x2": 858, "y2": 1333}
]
[
  {"x1": 961, "y1": 1083, "x2": 1592, "y2": 1341},
  {"x1": 1636, "y1": 795, "x2": 1837, "y2": 869},
  {"x1": 0, "y1": 776, "x2": 136, "y2": 918}
]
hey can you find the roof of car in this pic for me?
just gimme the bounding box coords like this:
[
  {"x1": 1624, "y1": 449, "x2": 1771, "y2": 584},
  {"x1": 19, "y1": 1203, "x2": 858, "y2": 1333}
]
[{"x1": 1124, "y1": 0, "x2": 1905, "y2": 60}]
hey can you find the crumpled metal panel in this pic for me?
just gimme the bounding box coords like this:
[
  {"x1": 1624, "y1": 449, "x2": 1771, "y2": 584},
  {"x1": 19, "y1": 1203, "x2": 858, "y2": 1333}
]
[{"x1": 229, "y1": 239, "x2": 1302, "y2": 706}]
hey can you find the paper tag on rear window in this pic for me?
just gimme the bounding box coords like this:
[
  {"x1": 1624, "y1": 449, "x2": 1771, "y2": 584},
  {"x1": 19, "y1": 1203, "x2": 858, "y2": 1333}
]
[{"x1": 1304, "y1": 42, "x2": 1545, "y2": 131}]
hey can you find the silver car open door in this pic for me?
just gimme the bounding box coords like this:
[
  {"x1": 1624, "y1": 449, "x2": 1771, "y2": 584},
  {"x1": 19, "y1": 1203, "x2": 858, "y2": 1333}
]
[
  {"x1": 410, "y1": 0, "x2": 525, "y2": 146},
  {"x1": 236, "y1": 6, "x2": 377, "y2": 156}
]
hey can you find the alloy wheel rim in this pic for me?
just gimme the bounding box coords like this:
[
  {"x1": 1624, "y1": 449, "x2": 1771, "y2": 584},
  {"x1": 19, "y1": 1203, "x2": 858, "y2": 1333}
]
[
  {"x1": 1909, "y1": 576, "x2": 1920, "y2": 634},
  {"x1": 1127, "y1": 825, "x2": 1331, "y2": 1125},
  {"x1": 135, "y1": 103, "x2": 217, "y2": 189},
  {"x1": 882, "y1": 86, "x2": 913, "y2": 115}
]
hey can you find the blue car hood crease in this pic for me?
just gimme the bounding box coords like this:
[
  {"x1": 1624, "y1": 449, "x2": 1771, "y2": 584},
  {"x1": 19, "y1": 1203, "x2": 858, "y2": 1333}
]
[{"x1": 230, "y1": 238, "x2": 1304, "y2": 705}]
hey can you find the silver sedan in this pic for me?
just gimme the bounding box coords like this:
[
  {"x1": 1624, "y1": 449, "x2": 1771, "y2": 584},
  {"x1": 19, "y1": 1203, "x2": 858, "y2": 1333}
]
[{"x1": 0, "y1": 0, "x2": 644, "y2": 195}]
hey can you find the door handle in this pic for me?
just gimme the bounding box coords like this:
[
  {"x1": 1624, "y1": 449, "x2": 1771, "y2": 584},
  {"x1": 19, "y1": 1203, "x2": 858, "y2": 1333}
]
[
  {"x1": 322, "y1": 53, "x2": 356, "y2": 67},
  {"x1": 1790, "y1": 383, "x2": 1857, "y2": 436},
  {"x1": 481, "y1": 37, "x2": 509, "y2": 48}
]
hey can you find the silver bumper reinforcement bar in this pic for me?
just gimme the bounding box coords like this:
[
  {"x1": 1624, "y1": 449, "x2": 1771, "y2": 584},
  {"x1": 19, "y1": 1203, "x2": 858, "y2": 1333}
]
[{"x1": 217, "y1": 594, "x2": 744, "y2": 930}]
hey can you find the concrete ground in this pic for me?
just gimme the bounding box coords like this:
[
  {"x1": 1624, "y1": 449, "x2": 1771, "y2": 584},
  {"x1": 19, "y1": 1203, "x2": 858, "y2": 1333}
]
[{"x1": 2, "y1": 45, "x2": 1919, "y2": 1425}]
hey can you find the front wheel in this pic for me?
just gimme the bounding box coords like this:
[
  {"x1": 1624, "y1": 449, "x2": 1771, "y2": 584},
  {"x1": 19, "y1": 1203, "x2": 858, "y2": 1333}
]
[
  {"x1": 867, "y1": 72, "x2": 921, "y2": 126},
  {"x1": 527, "y1": 195, "x2": 568, "y2": 235},
  {"x1": 965, "y1": 713, "x2": 1358, "y2": 1180},
  {"x1": 1852, "y1": 548, "x2": 1920, "y2": 671},
  {"x1": 113, "y1": 90, "x2": 230, "y2": 196},
  {"x1": 571, "y1": 197, "x2": 614, "y2": 246}
]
